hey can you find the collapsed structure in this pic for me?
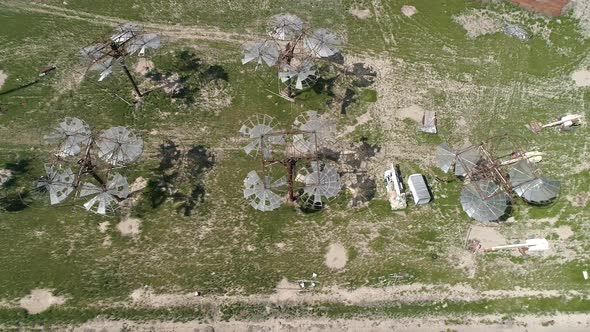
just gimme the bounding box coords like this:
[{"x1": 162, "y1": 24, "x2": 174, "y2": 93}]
[
  {"x1": 80, "y1": 22, "x2": 161, "y2": 97},
  {"x1": 436, "y1": 135, "x2": 560, "y2": 222}
]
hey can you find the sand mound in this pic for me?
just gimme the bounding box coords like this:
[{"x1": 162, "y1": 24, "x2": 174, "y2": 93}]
[
  {"x1": 401, "y1": 5, "x2": 417, "y2": 17},
  {"x1": 19, "y1": 289, "x2": 65, "y2": 314},
  {"x1": 325, "y1": 243, "x2": 348, "y2": 270},
  {"x1": 571, "y1": 70, "x2": 590, "y2": 87},
  {"x1": 0, "y1": 70, "x2": 7, "y2": 90},
  {"x1": 117, "y1": 217, "x2": 141, "y2": 237},
  {"x1": 350, "y1": 8, "x2": 372, "y2": 19}
]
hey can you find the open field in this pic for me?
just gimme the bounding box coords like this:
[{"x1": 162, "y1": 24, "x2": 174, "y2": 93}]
[{"x1": 1, "y1": 0, "x2": 590, "y2": 330}]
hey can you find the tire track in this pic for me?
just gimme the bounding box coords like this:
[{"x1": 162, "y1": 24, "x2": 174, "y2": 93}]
[{"x1": 0, "y1": 1, "x2": 253, "y2": 43}]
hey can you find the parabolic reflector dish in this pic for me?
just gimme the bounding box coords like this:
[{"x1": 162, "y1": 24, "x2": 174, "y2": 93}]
[
  {"x1": 509, "y1": 160, "x2": 559, "y2": 204},
  {"x1": 96, "y1": 127, "x2": 143, "y2": 165},
  {"x1": 298, "y1": 162, "x2": 341, "y2": 204},
  {"x1": 304, "y1": 28, "x2": 341, "y2": 58},
  {"x1": 268, "y1": 14, "x2": 304, "y2": 40},
  {"x1": 80, "y1": 173, "x2": 129, "y2": 215},
  {"x1": 243, "y1": 170, "x2": 286, "y2": 211},
  {"x1": 279, "y1": 61, "x2": 316, "y2": 90},
  {"x1": 436, "y1": 142, "x2": 456, "y2": 173},
  {"x1": 460, "y1": 179, "x2": 510, "y2": 222},
  {"x1": 242, "y1": 41, "x2": 280, "y2": 67},
  {"x1": 43, "y1": 117, "x2": 92, "y2": 157},
  {"x1": 35, "y1": 164, "x2": 75, "y2": 205}
]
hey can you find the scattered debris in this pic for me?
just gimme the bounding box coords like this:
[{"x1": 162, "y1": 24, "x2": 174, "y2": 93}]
[
  {"x1": 484, "y1": 238, "x2": 549, "y2": 254},
  {"x1": 384, "y1": 164, "x2": 407, "y2": 210},
  {"x1": 530, "y1": 114, "x2": 582, "y2": 133},
  {"x1": 583, "y1": 271, "x2": 588, "y2": 280},
  {"x1": 420, "y1": 111, "x2": 437, "y2": 134},
  {"x1": 503, "y1": 24, "x2": 529, "y2": 40},
  {"x1": 500, "y1": 151, "x2": 544, "y2": 165},
  {"x1": 407, "y1": 174, "x2": 432, "y2": 205}
]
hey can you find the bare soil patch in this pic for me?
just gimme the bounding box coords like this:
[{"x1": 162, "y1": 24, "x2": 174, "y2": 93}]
[
  {"x1": 554, "y1": 225, "x2": 574, "y2": 239},
  {"x1": 134, "y1": 58, "x2": 154, "y2": 76},
  {"x1": 350, "y1": 8, "x2": 372, "y2": 19},
  {"x1": 18, "y1": 289, "x2": 65, "y2": 314},
  {"x1": 117, "y1": 217, "x2": 142, "y2": 237},
  {"x1": 454, "y1": 11, "x2": 503, "y2": 38},
  {"x1": 401, "y1": 5, "x2": 417, "y2": 17},
  {"x1": 325, "y1": 243, "x2": 348, "y2": 269},
  {"x1": 568, "y1": 192, "x2": 590, "y2": 207},
  {"x1": 398, "y1": 104, "x2": 425, "y2": 123},
  {"x1": 468, "y1": 225, "x2": 507, "y2": 248},
  {"x1": 0, "y1": 70, "x2": 7, "y2": 90},
  {"x1": 70, "y1": 314, "x2": 590, "y2": 332},
  {"x1": 510, "y1": 0, "x2": 570, "y2": 17},
  {"x1": 571, "y1": 69, "x2": 590, "y2": 86}
]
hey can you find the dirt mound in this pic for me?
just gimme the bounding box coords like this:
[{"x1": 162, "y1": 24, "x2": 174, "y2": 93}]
[
  {"x1": 325, "y1": 243, "x2": 348, "y2": 269},
  {"x1": 117, "y1": 217, "x2": 141, "y2": 237},
  {"x1": 19, "y1": 289, "x2": 65, "y2": 314}
]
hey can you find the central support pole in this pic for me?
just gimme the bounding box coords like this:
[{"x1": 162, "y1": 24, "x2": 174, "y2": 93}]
[
  {"x1": 122, "y1": 63, "x2": 143, "y2": 98},
  {"x1": 286, "y1": 158, "x2": 297, "y2": 201}
]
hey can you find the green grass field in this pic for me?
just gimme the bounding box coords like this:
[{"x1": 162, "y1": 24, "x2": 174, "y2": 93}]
[{"x1": 1, "y1": 0, "x2": 590, "y2": 328}]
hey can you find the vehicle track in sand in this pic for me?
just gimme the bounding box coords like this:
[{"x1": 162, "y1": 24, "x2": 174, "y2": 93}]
[{"x1": 0, "y1": 1, "x2": 253, "y2": 43}]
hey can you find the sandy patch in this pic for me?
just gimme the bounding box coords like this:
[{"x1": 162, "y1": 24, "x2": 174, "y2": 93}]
[
  {"x1": 567, "y1": 0, "x2": 590, "y2": 38},
  {"x1": 350, "y1": 8, "x2": 372, "y2": 19},
  {"x1": 19, "y1": 289, "x2": 65, "y2": 314},
  {"x1": 98, "y1": 221, "x2": 109, "y2": 233},
  {"x1": 447, "y1": 246, "x2": 477, "y2": 278},
  {"x1": 325, "y1": 243, "x2": 348, "y2": 269},
  {"x1": 554, "y1": 225, "x2": 574, "y2": 239},
  {"x1": 70, "y1": 314, "x2": 590, "y2": 332},
  {"x1": 134, "y1": 58, "x2": 154, "y2": 76},
  {"x1": 568, "y1": 192, "x2": 590, "y2": 207},
  {"x1": 571, "y1": 70, "x2": 590, "y2": 87},
  {"x1": 129, "y1": 176, "x2": 148, "y2": 193},
  {"x1": 401, "y1": 5, "x2": 417, "y2": 17},
  {"x1": 454, "y1": 11, "x2": 503, "y2": 39},
  {"x1": 116, "y1": 217, "x2": 141, "y2": 237},
  {"x1": 0, "y1": 70, "x2": 6, "y2": 90},
  {"x1": 398, "y1": 104, "x2": 425, "y2": 123},
  {"x1": 468, "y1": 225, "x2": 507, "y2": 248}
]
